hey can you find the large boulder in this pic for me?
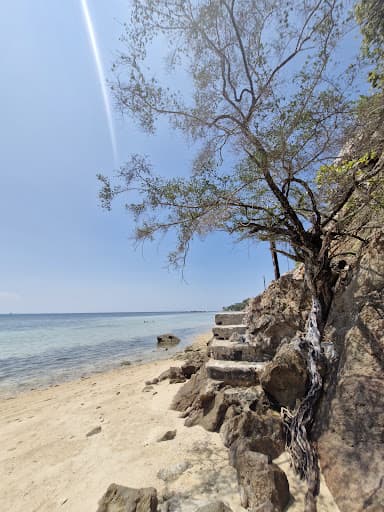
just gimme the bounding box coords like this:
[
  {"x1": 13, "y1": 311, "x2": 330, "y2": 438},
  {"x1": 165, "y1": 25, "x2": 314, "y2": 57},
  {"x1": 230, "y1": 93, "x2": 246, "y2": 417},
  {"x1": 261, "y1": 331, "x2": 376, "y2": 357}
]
[
  {"x1": 96, "y1": 484, "x2": 157, "y2": 512},
  {"x1": 221, "y1": 410, "x2": 285, "y2": 460},
  {"x1": 173, "y1": 367, "x2": 270, "y2": 433},
  {"x1": 171, "y1": 366, "x2": 210, "y2": 412},
  {"x1": 260, "y1": 341, "x2": 308, "y2": 409},
  {"x1": 315, "y1": 230, "x2": 384, "y2": 511},
  {"x1": 157, "y1": 333, "x2": 181, "y2": 346},
  {"x1": 233, "y1": 450, "x2": 290, "y2": 512},
  {"x1": 245, "y1": 267, "x2": 311, "y2": 359},
  {"x1": 185, "y1": 391, "x2": 230, "y2": 432}
]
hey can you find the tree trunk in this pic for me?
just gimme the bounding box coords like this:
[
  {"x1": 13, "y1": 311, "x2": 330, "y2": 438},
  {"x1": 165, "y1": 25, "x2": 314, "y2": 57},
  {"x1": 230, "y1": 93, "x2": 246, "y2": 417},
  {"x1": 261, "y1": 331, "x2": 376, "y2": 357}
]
[
  {"x1": 270, "y1": 240, "x2": 281, "y2": 280},
  {"x1": 282, "y1": 255, "x2": 335, "y2": 512}
]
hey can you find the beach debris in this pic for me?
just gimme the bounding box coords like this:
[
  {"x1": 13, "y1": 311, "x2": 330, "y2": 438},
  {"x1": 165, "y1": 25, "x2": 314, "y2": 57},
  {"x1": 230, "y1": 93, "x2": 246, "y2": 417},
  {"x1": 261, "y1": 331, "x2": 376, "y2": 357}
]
[
  {"x1": 120, "y1": 360, "x2": 131, "y2": 366},
  {"x1": 86, "y1": 426, "x2": 102, "y2": 437},
  {"x1": 157, "y1": 430, "x2": 176, "y2": 442},
  {"x1": 195, "y1": 501, "x2": 233, "y2": 512},
  {"x1": 157, "y1": 461, "x2": 191, "y2": 482},
  {"x1": 96, "y1": 484, "x2": 158, "y2": 512},
  {"x1": 157, "y1": 334, "x2": 181, "y2": 346},
  {"x1": 142, "y1": 385, "x2": 154, "y2": 393}
]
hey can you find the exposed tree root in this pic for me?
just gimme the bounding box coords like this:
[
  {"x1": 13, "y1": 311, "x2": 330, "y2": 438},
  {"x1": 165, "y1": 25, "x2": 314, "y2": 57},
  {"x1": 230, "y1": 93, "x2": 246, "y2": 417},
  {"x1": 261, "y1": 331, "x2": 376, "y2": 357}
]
[{"x1": 282, "y1": 298, "x2": 324, "y2": 512}]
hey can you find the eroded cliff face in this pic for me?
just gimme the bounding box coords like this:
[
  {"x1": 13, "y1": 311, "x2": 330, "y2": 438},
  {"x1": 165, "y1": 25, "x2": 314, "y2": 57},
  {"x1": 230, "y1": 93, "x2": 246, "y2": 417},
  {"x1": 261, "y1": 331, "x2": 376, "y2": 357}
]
[
  {"x1": 315, "y1": 230, "x2": 384, "y2": 511},
  {"x1": 245, "y1": 231, "x2": 384, "y2": 511},
  {"x1": 245, "y1": 267, "x2": 311, "y2": 359},
  {"x1": 169, "y1": 231, "x2": 383, "y2": 512}
]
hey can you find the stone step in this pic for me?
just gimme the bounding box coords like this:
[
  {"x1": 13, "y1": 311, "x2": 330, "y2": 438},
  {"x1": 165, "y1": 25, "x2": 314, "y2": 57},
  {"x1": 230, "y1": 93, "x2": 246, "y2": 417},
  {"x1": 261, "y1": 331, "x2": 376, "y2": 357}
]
[
  {"x1": 212, "y1": 324, "x2": 247, "y2": 340},
  {"x1": 206, "y1": 359, "x2": 265, "y2": 387},
  {"x1": 215, "y1": 312, "x2": 246, "y2": 326},
  {"x1": 209, "y1": 339, "x2": 262, "y2": 362}
]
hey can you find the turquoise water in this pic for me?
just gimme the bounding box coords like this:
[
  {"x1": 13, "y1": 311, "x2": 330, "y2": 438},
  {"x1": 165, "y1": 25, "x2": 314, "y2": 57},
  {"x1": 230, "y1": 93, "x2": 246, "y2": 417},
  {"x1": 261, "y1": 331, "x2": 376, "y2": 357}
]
[{"x1": 0, "y1": 311, "x2": 214, "y2": 395}]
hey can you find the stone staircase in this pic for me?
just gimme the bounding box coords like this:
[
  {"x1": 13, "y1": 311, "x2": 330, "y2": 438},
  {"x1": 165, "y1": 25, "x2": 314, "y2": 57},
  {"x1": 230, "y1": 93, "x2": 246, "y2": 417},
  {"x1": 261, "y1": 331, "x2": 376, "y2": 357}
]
[{"x1": 206, "y1": 311, "x2": 266, "y2": 387}]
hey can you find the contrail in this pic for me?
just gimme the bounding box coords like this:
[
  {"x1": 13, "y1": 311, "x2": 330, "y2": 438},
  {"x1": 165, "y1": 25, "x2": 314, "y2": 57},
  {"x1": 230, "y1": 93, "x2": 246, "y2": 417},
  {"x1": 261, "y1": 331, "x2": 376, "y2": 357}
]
[{"x1": 80, "y1": 0, "x2": 118, "y2": 165}]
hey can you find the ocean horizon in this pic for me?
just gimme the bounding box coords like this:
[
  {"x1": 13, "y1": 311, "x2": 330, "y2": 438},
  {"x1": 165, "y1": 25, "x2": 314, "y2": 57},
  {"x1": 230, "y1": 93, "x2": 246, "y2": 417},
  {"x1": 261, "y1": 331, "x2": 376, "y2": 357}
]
[{"x1": 0, "y1": 311, "x2": 215, "y2": 396}]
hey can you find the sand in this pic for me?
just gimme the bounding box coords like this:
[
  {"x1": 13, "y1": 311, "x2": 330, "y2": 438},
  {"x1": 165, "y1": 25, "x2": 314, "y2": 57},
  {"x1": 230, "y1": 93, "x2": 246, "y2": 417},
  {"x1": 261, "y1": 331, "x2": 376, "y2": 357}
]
[{"x1": 0, "y1": 333, "x2": 339, "y2": 512}]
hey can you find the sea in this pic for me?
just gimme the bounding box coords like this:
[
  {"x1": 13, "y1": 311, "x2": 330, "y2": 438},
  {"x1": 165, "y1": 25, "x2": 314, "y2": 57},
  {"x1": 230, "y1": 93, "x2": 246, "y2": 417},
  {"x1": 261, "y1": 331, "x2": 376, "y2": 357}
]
[{"x1": 0, "y1": 311, "x2": 214, "y2": 396}]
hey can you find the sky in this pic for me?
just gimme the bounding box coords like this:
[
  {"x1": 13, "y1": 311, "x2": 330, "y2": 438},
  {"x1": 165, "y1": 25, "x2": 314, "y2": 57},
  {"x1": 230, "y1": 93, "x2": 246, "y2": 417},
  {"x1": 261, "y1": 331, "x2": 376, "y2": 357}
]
[{"x1": 0, "y1": 0, "x2": 283, "y2": 314}]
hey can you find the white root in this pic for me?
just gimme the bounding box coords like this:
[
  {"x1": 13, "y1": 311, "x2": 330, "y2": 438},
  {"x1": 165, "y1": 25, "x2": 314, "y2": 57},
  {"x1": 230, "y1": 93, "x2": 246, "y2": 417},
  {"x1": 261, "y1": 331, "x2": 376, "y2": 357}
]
[{"x1": 281, "y1": 298, "x2": 324, "y2": 512}]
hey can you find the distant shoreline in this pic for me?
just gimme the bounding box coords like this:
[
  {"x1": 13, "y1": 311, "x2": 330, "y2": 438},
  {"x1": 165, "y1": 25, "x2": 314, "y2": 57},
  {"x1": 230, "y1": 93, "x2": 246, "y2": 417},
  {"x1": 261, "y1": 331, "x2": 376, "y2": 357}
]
[{"x1": 0, "y1": 310, "x2": 218, "y2": 317}]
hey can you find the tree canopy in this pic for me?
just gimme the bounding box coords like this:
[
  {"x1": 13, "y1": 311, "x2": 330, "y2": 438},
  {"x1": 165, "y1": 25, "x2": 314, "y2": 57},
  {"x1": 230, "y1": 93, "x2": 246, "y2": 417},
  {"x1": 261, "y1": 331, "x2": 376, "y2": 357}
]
[
  {"x1": 355, "y1": 0, "x2": 384, "y2": 88},
  {"x1": 100, "y1": 0, "x2": 381, "y2": 275}
]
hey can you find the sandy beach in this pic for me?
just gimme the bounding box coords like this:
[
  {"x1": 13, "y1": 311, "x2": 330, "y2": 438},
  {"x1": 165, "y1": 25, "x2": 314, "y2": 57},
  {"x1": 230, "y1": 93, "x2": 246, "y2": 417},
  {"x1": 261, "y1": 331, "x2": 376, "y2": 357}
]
[{"x1": 0, "y1": 333, "x2": 338, "y2": 512}]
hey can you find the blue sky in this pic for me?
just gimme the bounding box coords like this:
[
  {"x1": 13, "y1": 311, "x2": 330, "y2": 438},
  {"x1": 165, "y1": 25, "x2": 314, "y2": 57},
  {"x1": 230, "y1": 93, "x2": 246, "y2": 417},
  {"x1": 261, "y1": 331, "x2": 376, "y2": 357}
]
[{"x1": 0, "y1": 0, "x2": 280, "y2": 313}]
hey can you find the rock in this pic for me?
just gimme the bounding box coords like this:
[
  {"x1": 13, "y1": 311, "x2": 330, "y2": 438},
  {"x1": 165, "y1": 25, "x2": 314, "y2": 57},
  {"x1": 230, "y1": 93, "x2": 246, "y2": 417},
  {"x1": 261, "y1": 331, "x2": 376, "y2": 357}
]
[
  {"x1": 145, "y1": 378, "x2": 159, "y2": 386},
  {"x1": 222, "y1": 386, "x2": 269, "y2": 415},
  {"x1": 314, "y1": 230, "x2": 384, "y2": 512},
  {"x1": 246, "y1": 266, "x2": 311, "y2": 359},
  {"x1": 180, "y1": 363, "x2": 200, "y2": 379},
  {"x1": 195, "y1": 501, "x2": 233, "y2": 512},
  {"x1": 260, "y1": 341, "x2": 308, "y2": 409},
  {"x1": 86, "y1": 426, "x2": 102, "y2": 437},
  {"x1": 157, "y1": 334, "x2": 181, "y2": 346},
  {"x1": 233, "y1": 451, "x2": 289, "y2": 512},
  {"x1": 157, "y1": 430, "x2": 176, "y2": 442},
  {"x1": 221, "y1": 410, "x2": 285, "y2": 460},
  {"x1": 157, "y1": 461, "x2": 191, "y2": 482},
  {"x1": 96, "y1": 484, "x2": 158, "y2": 512},
  {"x1": 158, "y1": 367, "x2": 186, "y2": 383},
  {"x1": 185, "y1": 389, "x2": 230, "y2": 431},
  {"x1": 171, "y1": 366, "x2": 209, "y2": 412}
]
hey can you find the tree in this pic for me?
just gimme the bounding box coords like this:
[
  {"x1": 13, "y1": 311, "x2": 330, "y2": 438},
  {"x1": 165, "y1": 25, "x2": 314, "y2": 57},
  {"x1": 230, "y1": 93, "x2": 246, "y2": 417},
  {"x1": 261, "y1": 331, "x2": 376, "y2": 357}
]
[
  {"x1": 99, "y1": 1, "x2": 383, "y2": 508},
  {"x1": 355, "y1": 0, "x2": 384, "y2": 88}
]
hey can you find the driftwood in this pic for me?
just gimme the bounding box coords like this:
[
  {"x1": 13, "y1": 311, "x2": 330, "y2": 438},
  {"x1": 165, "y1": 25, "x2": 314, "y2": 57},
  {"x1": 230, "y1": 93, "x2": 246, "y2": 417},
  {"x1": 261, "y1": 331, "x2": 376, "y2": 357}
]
[{"x1": 281, "y1": 298, "x2": 324, "y2": 512}]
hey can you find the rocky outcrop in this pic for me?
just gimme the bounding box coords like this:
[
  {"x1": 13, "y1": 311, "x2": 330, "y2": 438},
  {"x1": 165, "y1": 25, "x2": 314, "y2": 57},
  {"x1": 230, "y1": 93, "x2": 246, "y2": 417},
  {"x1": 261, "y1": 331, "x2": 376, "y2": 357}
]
[
  {"x1": 232, "y1": 450, "x2": 290, "y2": 512},
  {"x1": 221, "y1": 410, "x2": 285, "y2": 460},
  {"x1": 157, "y1": 334, "x2": 181, "y2": 346},
  {"x1": 96, "y1": 484, "x2": 157, "y2": 512},
  {"x1": 185, "y1": 387, "x2": 231, "y2": 431},
  {"x1": 260, "y1": 341, "x2": 308, "y2": 409},
  {"x1": 245, "y1": 267, "x2": 311, "y2": 359},
  {"x1": 171, "y1": 366, "x2": 211, "y2": 412},
  {"x1": 315, "y1": 230, "x2": 384, "y2": 511},
  {"x1": 158, "y1": 366, "x2": 186, "y2": 383}
]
